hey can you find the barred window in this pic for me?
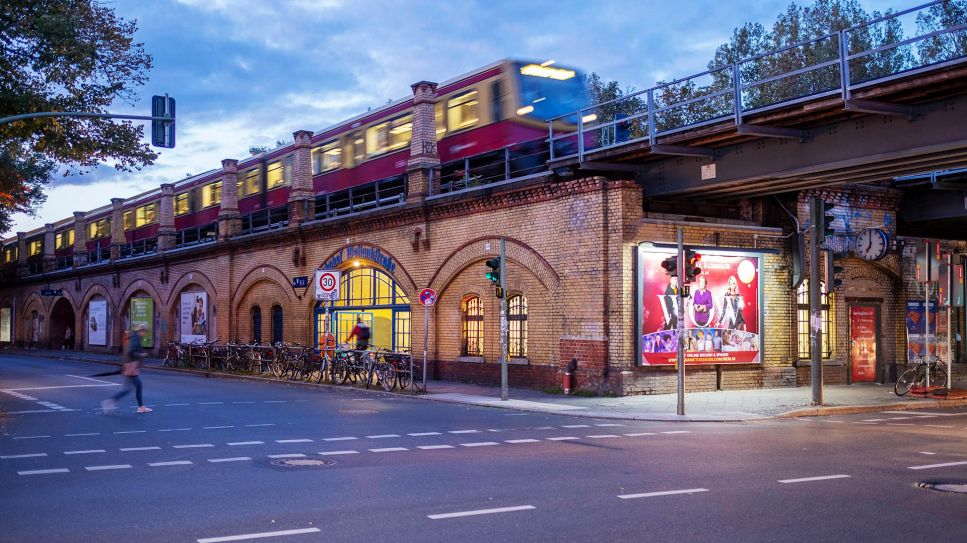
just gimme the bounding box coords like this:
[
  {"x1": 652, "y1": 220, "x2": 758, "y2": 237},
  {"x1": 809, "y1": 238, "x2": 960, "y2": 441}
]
[
  {"x1": 508, "y1": 295, "x2": 528, "y2": 358},
  {"x1": 251, "y1": 305, "x2": 262, "y2": 344},
  {"x1": 462, "y1": 296, "x2": 484, "y2": 356},
  {"x1": 797, "y1": 280, "x2": 831, "y2": 359}
]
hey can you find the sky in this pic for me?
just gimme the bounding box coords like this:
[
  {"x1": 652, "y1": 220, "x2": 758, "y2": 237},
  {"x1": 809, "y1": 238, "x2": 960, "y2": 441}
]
[{"x1": 7, "y1": 0, "x2": 902, "y2": 236}]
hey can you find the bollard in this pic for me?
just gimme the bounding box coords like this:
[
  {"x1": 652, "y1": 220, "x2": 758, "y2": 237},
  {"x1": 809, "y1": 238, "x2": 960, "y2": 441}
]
[{"x1": 563, "y1": 371, "x2": 573, "y2": 395}]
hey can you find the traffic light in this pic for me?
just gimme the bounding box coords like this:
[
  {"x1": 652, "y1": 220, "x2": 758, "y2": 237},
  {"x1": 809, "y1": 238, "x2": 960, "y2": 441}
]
[
  {"x1": 485, "y1": 257, "x2": 500, "y2": 285},
  {"x1": 661, "y1": 256, "x2": 678, "y2": 276},
  {"x1": 151, "y1": 94, "x2": 176, "y2": 148},
  {"x1": 684, "y1": 249, "x2": 702, "y2": 283},
  {"x1": 823, "y1": 249, "x2": 844, "y2": 290},
  {"x1": 814, "y1": 199, "x2": 836, "y2": 240}
]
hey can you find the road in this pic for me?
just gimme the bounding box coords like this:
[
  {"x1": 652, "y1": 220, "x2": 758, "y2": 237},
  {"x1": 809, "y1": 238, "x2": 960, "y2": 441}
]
[{"x1": 2, "y1": 353, "x2": 966, "y2": 543}]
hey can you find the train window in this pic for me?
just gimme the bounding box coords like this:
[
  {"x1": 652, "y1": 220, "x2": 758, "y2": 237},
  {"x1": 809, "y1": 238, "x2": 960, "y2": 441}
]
[
  {"x1": 55, "y1": 230, "x2": 74, "y2": 249},
  {"x1": 388, "y1": 115, "x2": 412, "y2": 152},
  {"x1": 312, "y1": 141, "x2": 342, "y2": 174},
  {"x1": 3, "y1": 245, "x2": 16, "y2": 263},
  {"x1": 435, "y1": 103, "x2": 446, "y2": 139},
  {"x1": 447, "y1": 90, "x2": 479, "y2": 132},
  {"x1": 267, "y1": 155, "x2": 293, "y2": 189},
  {"x1": 347, "y1": 131, "x2": 364, "y2": 167},
  {"x1": 28, "y1": 239, "x2": 42, "y2": 257},
  {"x1": 201, "y1": 181, "x2": 222, "y2": 208},
  {"x1": 366, "y1": 122, "x2": 389, "y2": 156},
  {"x1": 174, "y1": 193, "x2": 190, "y2": 216},
  {"x1": 123, "y1": 210, "x2": 134, "y2": 231},
  {"x1": 135, "y1": 203, "x2": 156, "y2": 228},
  {"x1": 238, "y1": 168, "x2": 261, "y2": 197},
  {"x1": 87, "y1": 218, "x2": 110, "y2": 240},
  {"x1": 491, "y1": 80, "x2": 503, "y2": 121}
]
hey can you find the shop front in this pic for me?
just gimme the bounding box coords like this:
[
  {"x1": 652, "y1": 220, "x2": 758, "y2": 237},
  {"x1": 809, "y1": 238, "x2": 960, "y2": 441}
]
[{"x1": 314, "y1": 266, "x2": 411, "y2": 351}]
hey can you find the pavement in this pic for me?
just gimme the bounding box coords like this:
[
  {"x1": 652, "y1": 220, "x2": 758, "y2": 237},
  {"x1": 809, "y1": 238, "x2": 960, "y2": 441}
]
[{"x1": 4, "y1": 347, "x2": 967, "y2": 422}]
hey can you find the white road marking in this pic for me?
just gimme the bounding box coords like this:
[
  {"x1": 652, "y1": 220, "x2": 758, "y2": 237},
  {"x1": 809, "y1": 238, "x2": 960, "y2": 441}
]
[
  {"x1": 547, "y1": 437, "x2": 579, "y2": 441},
  {"x1": 418, "y1": 445, "x2": 455, "y2": 450},
  {"x1": 505, "y1": 439, "x2": 540, "y2": 444},
  {"x1": 660, "y1": 431, "x2": 690, "y2": 434},
  {"x1": 461, "y1": 442, "x2": 498, "y2": 447},
  {"x1": 268, "y1": 454, "x2": 306, "y2": 459},
  {"x1": 887, "y1": 416, "x2": 910, "y2": 420},
  {"x1": 888, "y1": 423, "x2": 914, "y2": 426},
  {"x1": 595, "y1": 423, "x2": 625, "y2": 427},
  {"x1": 820, "y1": 420, "x2": 845, "y2": 423},
  {"x1": 13, "y1": 435, "x2": 50, "y2": 440},
  {"x1": 322, "y1": 437, "x2": 357, "y2": 441},
  {"x1": 199, "y1": 402, "x2": 224, "y2": 405},
  {"x1": 624, "y1": 432, "x2": 656, "y2": 437},
  {"x1": 587, "y1": 435, "x2": 621, "y2": 439},
  {"x1": 408, "y1": 432, "x2": 441, "y2": 436},
  {"x1": 197, "y1": 527, "x2": 320, "y2": 543},
  {"x1": 65, "y1": 433, "x2": 100, "y2": 437},
  {"x1": 245, "y1": 424, "x2": 275, "y2": 427},
  {"x1": 275, "y1": 439, "x2": 313, "y2": 444},
  {"x1": 263, "y1": 400, "x2": 287, "y2": 403},
  {"x1": 19, "y1": 468, "x2": 69, "y2": 475},
  {"x1": 203, "y1": 426, "x2": 235, "y2": 429},
  {"x1": 85, "y1": 464, "x2": 132, "y2": 471},
  {"x1": 158, "y1": 428, "x2": 191, "y2": 432},
  {"x1": 366, "y1": 434, "x2": 400, "y2": 439},
  {"x1": 208, "y1": 457, "x2": 251, "y2": 463},
  {"x1": 65, "y1": 374, "x2": 115, "y2": 384},
  {"x1": 920, "y1": 451, "x2": 937, "y2": 455},
  {"x1": 852, "y1": 422, "x2": 878, "y2": 425},
  {"x1": 861, "y1": 419, "x2": 886, "y2": 422},
  {"x1": 114, "y1": 430, "x2": 146, "y2": 434},
  {"x1": 165, "y1": 403, "x2": 190, "y2": 406},
  {"x1": 5, "y1": 409, "x2": 65, "y2": 414},
  {"x1": 778, "y1": 475, "x2": 851, "y2": 483},
  {"x1": 504, "y1": 413, "x2": 529, "y2": 416},
  {"x1": 619, "y1": 488, "x2": 709, "y2": 499},
  {"x1": 925, "y1": 425, "x2": 954, "y2": 428},
  {"x1": 318, "y1": 450, "x2": 358, "y2": 456},
  {"x1": 173, "y1": 444, "x2": 215, "y2": 449},
  {"x1": 561, "y1": 424, "x2": 590, "y2": 428},
  {"x1": 5, "y1": 384, "x2": 116, "y2": 391},
  {"x1": 370, "y1": 447, "x2": 407, "y2": 452},
  {"x1": 227, "y1": 441, "x2": 264, "y2": 446},
  {"x1": 448, "y1": 430, "x2": 480, "y2": 434},
  {"x1": 909, "y1": 461, "x2": 967, "y2": 470},
  {"x1": 2, "y1": 453, "x2": 47, "y2": 459},
  {"x1": 2, "y1": 391, "x2": 39, "y2": 400},
  {"x1": 149, "y1": 461, "x2": 193, "y2": 467},
  {"x1": 120, "y1": 447, "x2": 161, "y2": 452},
  {"x1": 64, "y1": 449, "x2": 106, "y2": 455},
  {"x1": 232, "y1": 401, "x2": 255, "y2": 404},
  {"x1": 428, "y1": 505, "x2": 535, "y2": 520}
]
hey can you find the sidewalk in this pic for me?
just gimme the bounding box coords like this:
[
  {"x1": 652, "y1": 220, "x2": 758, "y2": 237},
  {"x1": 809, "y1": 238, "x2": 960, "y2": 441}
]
[{"x1": 5, "y1": 347, "x2": 967, "y2": 421}]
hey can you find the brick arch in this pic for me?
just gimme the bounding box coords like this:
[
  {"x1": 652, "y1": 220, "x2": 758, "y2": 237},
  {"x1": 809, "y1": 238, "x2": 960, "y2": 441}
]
[
  {"x1": 316, "y1": 242, "x2": 417, "y2": 300},
  {"x1": 79, "y1": 283, "x2": 117, "y2": 316},
  {"x1": 118, "y1": 279, "x2": 163, "y2": 313},
  {"x1": 231, "y1": 265, "x2": 296, "y2": 306},
  {"x1": 429, "y1": 236, "x2": 560, "y2": 295},
  {"x1": 233, "y1": 273, "x2": 294, "y2": 343},
  {"x1": 20, "y1": 294, "x2": 46, "y2": 345},
  {"x1": 78, "y1": 283, "x2": 119, "y2": 348},
  {"x1": 165, "y1": 270, "x2": 217, "y2": 309}
]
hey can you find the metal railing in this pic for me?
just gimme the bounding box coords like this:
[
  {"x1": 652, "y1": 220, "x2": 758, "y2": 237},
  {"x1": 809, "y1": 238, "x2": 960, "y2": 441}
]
[
  {"x1": 438, "y1": 138, "x2": 549, "y2": 193},
  {"x1": 55, "y1": 255, "x2": 73, "y2": 270},
  {"x1": 175, "y1": 222, "x2": 217, "y2": 248},
  {"x1": 313, "y1": 175, "x2": 406, "y2": 221},
  {"x1": 240, "y1": 206, "x2": 288, "y2": 235},
  {"x1": 118, "y1": 238, "x2": 158, "y2": 260},
  {"x1": 548, "y1": 0, "x2": 967, "y2": 161},
  {"x1": 85, "y1": 246, "x2": 110, "y2": 266}
]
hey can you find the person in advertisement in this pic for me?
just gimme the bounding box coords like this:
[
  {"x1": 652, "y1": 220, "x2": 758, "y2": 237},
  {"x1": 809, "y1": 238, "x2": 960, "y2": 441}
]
[
  {"x1": 662, "y1": 275, "x2": 680, "y2": 330},
  {"x1": 692, "y1": 276, "x2": 713, "y2": 327},
  {"x1": 720, "y1": 275, "x2": 747, "y2": 331}
]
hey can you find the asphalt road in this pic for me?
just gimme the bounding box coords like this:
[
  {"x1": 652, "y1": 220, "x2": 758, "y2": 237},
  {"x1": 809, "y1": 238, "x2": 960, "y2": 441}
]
[{"x1": 2, "y1": 353, "x2": 967, "y2": 543}]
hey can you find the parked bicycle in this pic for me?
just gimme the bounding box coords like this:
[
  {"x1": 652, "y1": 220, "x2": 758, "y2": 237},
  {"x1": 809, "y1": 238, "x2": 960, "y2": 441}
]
[{"x1": 895, "y1": 355, "x2": 948, "y2": 396}]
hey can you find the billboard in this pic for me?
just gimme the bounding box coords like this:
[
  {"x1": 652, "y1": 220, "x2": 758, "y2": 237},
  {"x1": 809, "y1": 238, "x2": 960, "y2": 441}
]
[
  {"x1": 180, "y1": 292, "x2": 208, "y2": 343},
  {"x1": 849, "y1": 305, "x2": 877, "y2": 382},
  {"x1": 0, "y1": 307, "x2": 10, "y2": 343},
  {"x1": 88, "y1": 300, "x2": 107, "y2": 346},
  {"x1": 905, "y1": 300, "x2": 940, "y2": 362},
  {"x1": 638, "y1": 247, "x2": 762, "y2": 365},
  {"x1": 130, "y1": 298, "x2": 154, "y2": 347}
]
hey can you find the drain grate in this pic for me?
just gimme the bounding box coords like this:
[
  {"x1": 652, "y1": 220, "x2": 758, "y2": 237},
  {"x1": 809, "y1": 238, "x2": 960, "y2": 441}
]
[
  {"x1": 338, "y1": 409, "x2": 378, "y2": 415},
  {"x1": 917, "y1": 481, "x2": 967, "y2": 494},
  {"x1": 271, "y1": 458, "x2": 336, "y2": 468}
]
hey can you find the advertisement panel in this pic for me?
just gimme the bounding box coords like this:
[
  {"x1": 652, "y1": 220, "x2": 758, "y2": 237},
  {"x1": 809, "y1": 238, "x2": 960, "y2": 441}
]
[
  {"x1": 180, "y1": 292, "x2": 208, "y2": 343},
  {"x1": 130, "y1": 298, "x2": 154, "y2": 347},
  {"x1": 0, "y1": 307, "x2": 10, "y2": 343},
  {"x1": 905, "y1": 300, "x2": 938, "y2": 362},
  {"x1": 88, "y1": 300, "x2": 107, "y2": 346},
  {"x1": 638, "y1": 247, "x2": 762, "y2": 365},
  {"x1": 849, "y1": 305, "x2": 877, "y2": 382}
]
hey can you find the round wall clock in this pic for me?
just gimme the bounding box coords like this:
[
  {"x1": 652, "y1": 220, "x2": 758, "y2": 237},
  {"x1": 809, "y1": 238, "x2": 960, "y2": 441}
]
[{"x1": 855, "y1": 228, "x2": 889, "y2": 261}]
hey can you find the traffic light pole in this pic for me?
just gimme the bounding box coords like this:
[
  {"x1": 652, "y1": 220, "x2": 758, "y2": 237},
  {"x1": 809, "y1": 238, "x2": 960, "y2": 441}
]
[
  {"x1": 809, "y1": 197, "x2": 824, "y2": 405},
  {"x1": 677, "y1": 228, "x2": 686, "y2": 416},
  {"x1": 499, "y1": 238, "x2": 509, "y2": 401},
  {"x1": 0, "y1": 111, "x2": 172, "y2": 127}
]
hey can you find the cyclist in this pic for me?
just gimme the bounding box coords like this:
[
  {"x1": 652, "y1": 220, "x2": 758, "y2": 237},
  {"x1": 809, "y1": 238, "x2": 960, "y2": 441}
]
[{"x1": 346, "y1": 317, "x2": 371, "y2": 351}]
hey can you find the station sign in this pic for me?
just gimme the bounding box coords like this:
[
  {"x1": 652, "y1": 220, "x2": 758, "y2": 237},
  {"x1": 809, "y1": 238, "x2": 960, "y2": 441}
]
[
  {"x1": 40, "y1": 289, "x2": 63, "y2": 297},
  {"x1": 291, "y1": 276, "x2": 309, "y2": 289},
  {"x1": 314, "y1": 270, "x2": 341, "y2": 301}
]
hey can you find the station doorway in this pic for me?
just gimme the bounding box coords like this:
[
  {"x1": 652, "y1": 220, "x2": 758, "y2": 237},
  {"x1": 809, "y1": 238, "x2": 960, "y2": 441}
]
[
  {"x1": 314, "y1": 267, "x2": 411, "y2": 351},
  {"x1": 48, "y1": 298, "x2": 75, "y2": 350}
]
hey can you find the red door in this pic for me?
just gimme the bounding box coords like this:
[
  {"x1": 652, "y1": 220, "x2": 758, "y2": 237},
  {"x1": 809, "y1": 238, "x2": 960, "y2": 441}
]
[{"x1": 849, "y1": 305, "x2": 878, "y2": 383}]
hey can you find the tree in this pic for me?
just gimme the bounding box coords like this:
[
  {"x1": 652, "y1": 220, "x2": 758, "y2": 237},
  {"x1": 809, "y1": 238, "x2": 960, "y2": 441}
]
[
  {"x1": 0, "y1": 1, "x2": 156, "y2": 234},
  {"x1": 916, "y1": 0, "x2": 967, "y2": 64},
  {"x1": 583, "y1": 73, "x2": 646, "y2": 147}
]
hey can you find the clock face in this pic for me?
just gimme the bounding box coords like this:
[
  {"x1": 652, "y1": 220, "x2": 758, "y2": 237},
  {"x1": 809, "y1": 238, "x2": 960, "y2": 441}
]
[{"x1": 855, "y1": 228, "x2": 888, "y2": 261}]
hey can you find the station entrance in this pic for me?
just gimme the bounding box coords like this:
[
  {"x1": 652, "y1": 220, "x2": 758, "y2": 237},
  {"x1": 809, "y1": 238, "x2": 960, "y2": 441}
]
[{"x1": 314, "y1": 266, "x2": 411, "y2": 351}]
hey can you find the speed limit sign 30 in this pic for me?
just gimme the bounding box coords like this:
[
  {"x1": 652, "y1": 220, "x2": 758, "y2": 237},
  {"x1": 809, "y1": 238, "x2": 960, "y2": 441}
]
[{"x1": 314, "y1": 270, "x2": 341, "y2": 301}]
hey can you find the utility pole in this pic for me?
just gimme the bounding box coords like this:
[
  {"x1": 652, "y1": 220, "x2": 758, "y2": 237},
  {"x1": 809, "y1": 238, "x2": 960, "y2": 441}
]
[
  {"x1": 677, "y1": 228, "x2": 686, "y2": 416},
  {"x1": 499, "y1": 238, "x2": 509, "y2": 401},
  {"x1": 809, "y1": 197, "x2": 824, "y2": 405}
]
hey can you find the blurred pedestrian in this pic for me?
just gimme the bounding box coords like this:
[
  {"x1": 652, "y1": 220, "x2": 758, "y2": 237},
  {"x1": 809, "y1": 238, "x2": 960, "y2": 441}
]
[{"x1": 102, "y1": 324, "x2": 152, "y2": 413}]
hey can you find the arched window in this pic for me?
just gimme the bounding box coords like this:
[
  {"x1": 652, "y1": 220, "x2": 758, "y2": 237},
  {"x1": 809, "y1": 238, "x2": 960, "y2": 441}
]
[
  {"x1": 796, "y1": 280, "x2": 831, "y2": 359},
  {"x1": 462, "y1": 296, "x2": 483, "y2": 356},
  {"x1": 251, "y1": 306, "x2": 262, "y2": 344},
  {"x1": 272, "y1": 305, "x2": 283, "y2": 344},
  {"x1": 508, "y1": 295, "x2": 528, "y2": 358}
]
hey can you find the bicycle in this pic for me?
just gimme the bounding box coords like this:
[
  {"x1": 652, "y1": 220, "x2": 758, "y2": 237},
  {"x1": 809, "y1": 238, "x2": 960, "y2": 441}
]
[
  {"x1": 163, "y1": 341, "x2": 188, "y2": 368},
  {"x1": 895, "y1": 355, "x2": 948, "y2": 396}
]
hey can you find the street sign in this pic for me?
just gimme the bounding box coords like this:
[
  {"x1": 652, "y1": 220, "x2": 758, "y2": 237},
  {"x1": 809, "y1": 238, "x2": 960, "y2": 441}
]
[
  {"x1": 314, "y1": 270, "x2": 341, "y2": 301},
  {"x1": 419, "y1": 288, "x2": 437, "y2": 306},
  {"x1": 40, "y1": 289, "x2": 63, "y2": 297},
  {"x1": 291, "y1": 276, "x2": 309, "y2": 289}
]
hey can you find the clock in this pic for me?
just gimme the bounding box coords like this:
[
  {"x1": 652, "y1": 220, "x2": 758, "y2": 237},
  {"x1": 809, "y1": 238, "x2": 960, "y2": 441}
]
[{"x1": 855, "y1": 228, "x2": 889, "y2": 261}]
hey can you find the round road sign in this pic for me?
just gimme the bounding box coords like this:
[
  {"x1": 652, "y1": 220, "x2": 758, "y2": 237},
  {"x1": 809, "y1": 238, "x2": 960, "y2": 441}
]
[
  {"x1": 318, "y1": 271, "x2": 338, "y2": 293},
  {"x1": 419, "y1": 288, "x2": 437, "y2": 306}
]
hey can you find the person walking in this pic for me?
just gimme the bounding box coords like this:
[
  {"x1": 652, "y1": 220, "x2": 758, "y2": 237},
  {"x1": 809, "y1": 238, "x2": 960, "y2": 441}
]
[
  {"x1": 102, "y1": 324, "x2": 152, "y2": 413},
  {"x1": 346, "y1": 316, "x2": 371, "y2": 351}
]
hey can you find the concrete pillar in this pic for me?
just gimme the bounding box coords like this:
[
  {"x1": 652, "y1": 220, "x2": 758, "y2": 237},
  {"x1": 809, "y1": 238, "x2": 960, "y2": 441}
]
[
  {"x1": 288, "y1": 129, "x2": 314, "y2": 227},
  {"x1": 406, "y1": 81, "x2": 440, "y2": 203},
  {"x1": 72, "y1": 212, "x2": 87, "y2": 267},
  {"x1": 110, "y1": 198, "x2": 125, "y2": 261},
  {"x1": 42, "y1": 223, "x2": 56, "y2": 272},
  {"x1": 158, "y1": 183, "x2": 176, "y2": 251},
  {"x1": 217, "y1": 159, "x2": 241, "y2": 240}
]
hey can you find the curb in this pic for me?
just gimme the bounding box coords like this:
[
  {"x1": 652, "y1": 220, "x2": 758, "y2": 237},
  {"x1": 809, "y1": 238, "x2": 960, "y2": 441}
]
[{"x1": 778, "y1": 398, "x2": 967, "y2": 418}]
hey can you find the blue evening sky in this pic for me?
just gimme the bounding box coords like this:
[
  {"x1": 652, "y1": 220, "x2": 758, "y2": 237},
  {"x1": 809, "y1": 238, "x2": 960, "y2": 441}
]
[{"x1": 9, "y1": 0, "x2": 900, "y2": 234}]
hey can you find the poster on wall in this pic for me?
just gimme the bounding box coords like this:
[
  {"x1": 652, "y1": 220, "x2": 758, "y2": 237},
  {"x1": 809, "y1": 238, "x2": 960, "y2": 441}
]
[
  {"x1": 904, "y1": 300, "x2": 938, "y2": 362},
  {"x1": 130, "y1": 298, "x2": 154, "y2": 347},
  {"x1": 180, "y1": 292, "x2": 208, "y2": 343},
  {"x1": 88, "y1": 300, "x2": 107, "y2": 346},
  {"x1": 849, "y1": 306, "x2": 877, "y2": 383},
  {"x1": 0, "y1": 307, "x2": 10, "y2": 343},
  {"x1": 638, "y1": 247, "x2": 762, "y2": 366}
]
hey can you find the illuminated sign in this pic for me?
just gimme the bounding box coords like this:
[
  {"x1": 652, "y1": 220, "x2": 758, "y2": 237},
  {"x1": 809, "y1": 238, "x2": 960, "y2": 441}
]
[{"x1": 519, "y1": 64, "x2": 576, "y2": 80}]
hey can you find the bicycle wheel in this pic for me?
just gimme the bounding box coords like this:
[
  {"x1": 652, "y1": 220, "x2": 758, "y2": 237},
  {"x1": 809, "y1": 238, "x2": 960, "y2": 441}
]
[
  {"x1": 333, "y1": 358, "x2": 349, "y2": 385},
  {"x1": 163, "y1": 348, "x2": 175, "y2": 368},
  {"x1": 379, "y1": 362, "x2": 397, "y2": 392},
  {"x1": 930, "y1": 367, "x2": 948, "y2": 388},
  {"x1": 316, "y1": 357, "x2": 329, "y2": 384},
  {"x1": 895, "y1": 368, "x2": 917, "y2": 396},
  {"x1": 397, "y1": 365, "x2": 410, "y2": 390}
]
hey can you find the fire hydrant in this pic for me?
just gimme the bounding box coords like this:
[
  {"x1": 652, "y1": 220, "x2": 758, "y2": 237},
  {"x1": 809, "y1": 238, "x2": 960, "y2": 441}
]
[{"x1": 563, "y1": 358, "x2": 578, "y2": 395}]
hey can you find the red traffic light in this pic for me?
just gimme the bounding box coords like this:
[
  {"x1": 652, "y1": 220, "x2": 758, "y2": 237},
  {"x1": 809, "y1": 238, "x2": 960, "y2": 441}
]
[{"x1": 661, "y1": 256, "x2": 678, "y2": 275}]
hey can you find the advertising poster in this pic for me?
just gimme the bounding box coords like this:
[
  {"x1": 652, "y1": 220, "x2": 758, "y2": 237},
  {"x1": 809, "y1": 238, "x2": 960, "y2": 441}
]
[
  {"x1": 0, "y1": 307, "x2": 10, "y2": 342},
  {"x1": 849, "y1": 306, "x2": 877, "y2": 382},
  {"x1": 130, "y1": 298, "x2": 154, "y2": 347},
  {"x1": 88, "y1": 300, "x2": 107, "y2": 346},
  {"x1": 905, "y1": 300, "x2": 937, "y2": 362},
  {"x1": 638, "y1": 248, "x2": 762, "y2": 365},
  {"x1": 180, "y1": 292, "x2": 208, "y2": 343}
]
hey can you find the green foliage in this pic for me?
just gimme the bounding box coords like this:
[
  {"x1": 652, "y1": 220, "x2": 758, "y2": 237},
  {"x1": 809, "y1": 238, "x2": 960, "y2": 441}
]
[{"x1": 0, "y1": 0, "x2": 156, "y2": 234}]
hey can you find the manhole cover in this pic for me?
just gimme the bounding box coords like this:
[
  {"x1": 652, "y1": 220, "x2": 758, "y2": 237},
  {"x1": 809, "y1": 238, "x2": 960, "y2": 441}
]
[
  {"x1": 917, "y1": 481, "x2": 967, "y2": 494},
  {"x1": 271, "y1": 458, "x2": 336, "y2": 468},
  {"x1": 338, "y1": 409, "x2": 378, "y2": 415}
]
